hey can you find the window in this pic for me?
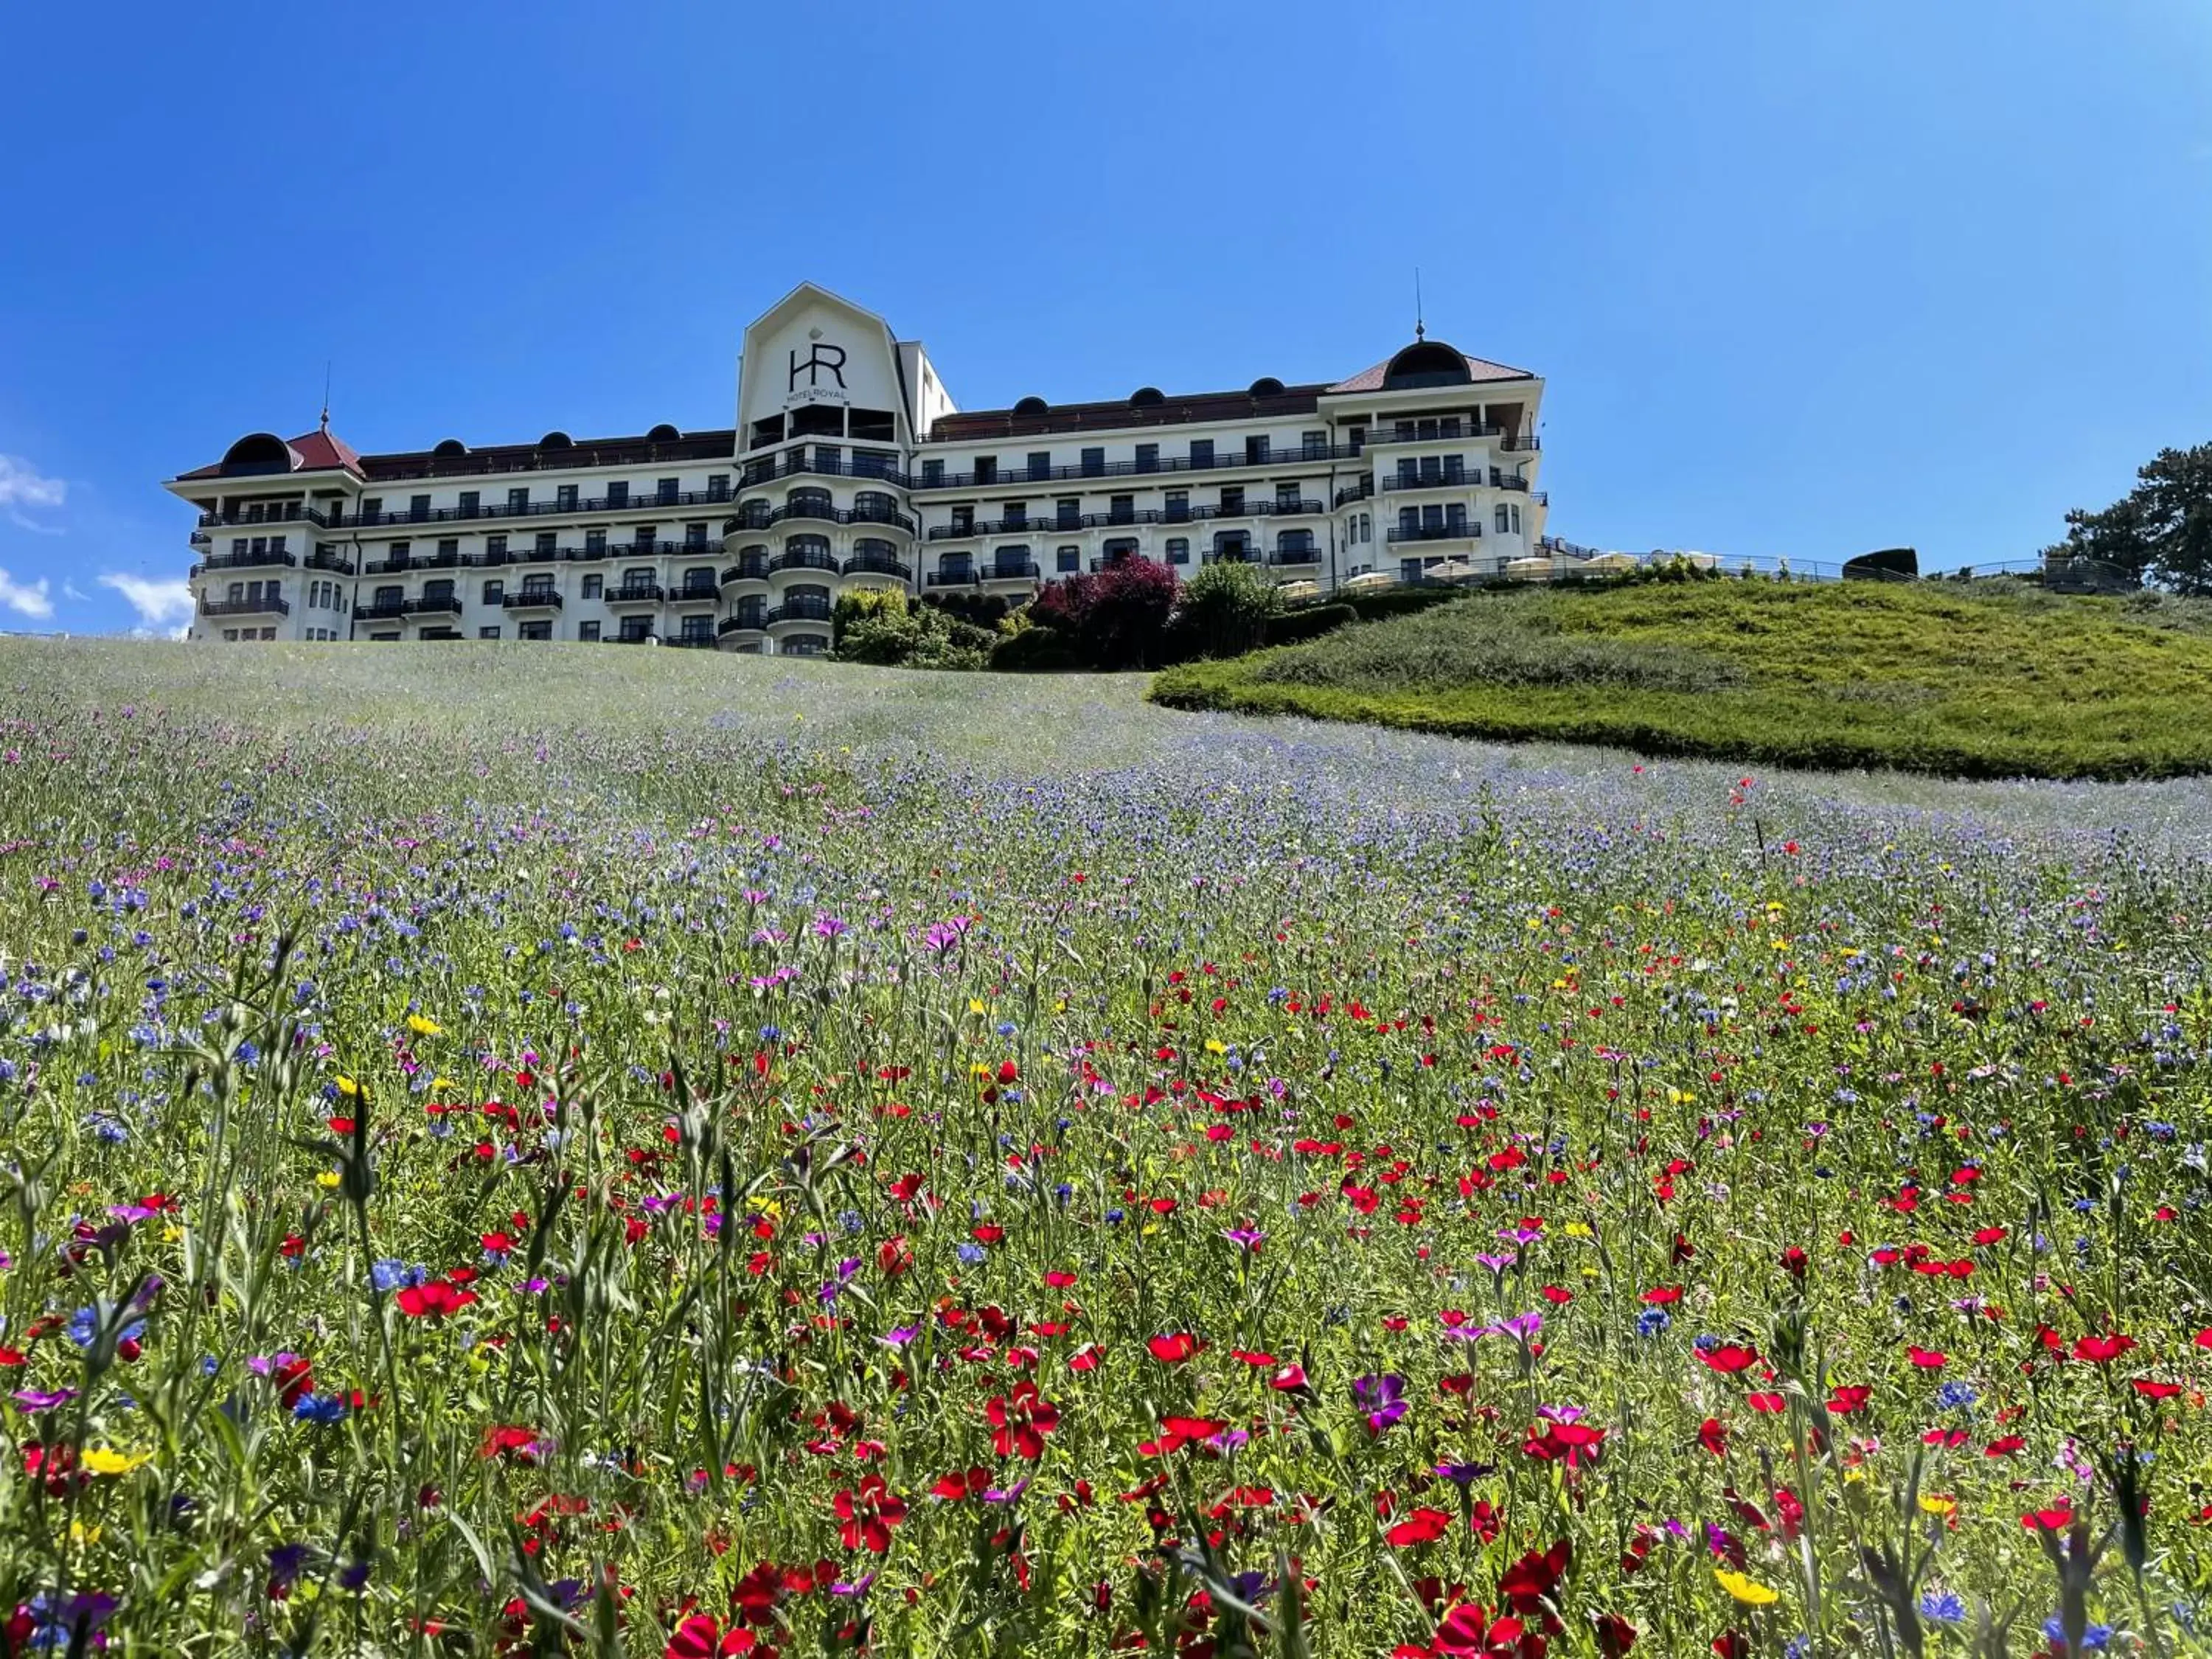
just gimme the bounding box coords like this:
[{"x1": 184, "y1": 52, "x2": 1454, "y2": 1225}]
[
  {"x1": 1135, "y1": 442, "x2": 1159, "y2": 473},
  {"x1": 1220, "y1": 487, "x2": 1245, "y2": 516},
  {"x1": 479, "y1": 625, "x2": 501, "y2": 640},
  {"x1": 1026, "y1": 451, "x2": 1051, "y2": 481},
  {"x1": 1495, "y1": 504, "x2": 1511, "y2": 534},
  {"x1": 1277, "y1": 529, "x2": 1316, "y2": 556},
  {"x1": 223, "y1": 629, "x2": 238, "y2": 641},
  {"x1": 1055, "y1": 497, "x2": 1081, "y2": 530},
  {"x1": 483, "y1": 580, "x2": 504, "y2": 605},
  {"x1": 522, "y1": 574, "x2": 554, "y2": 597},
  {"x1": 577, "y1": 619, "x2": 600, "y2": 640},
  {"x1": 437, "y1": 538, "x2": 459, "y2": 560},
  {"x1": 389, "y1": 540, "x2": 411, "y2": 565},
  {"x1": 535, "y1": 530, "x2": 559, "y2": 555},
  {"x1": 684, "y1": 522, "x2": 709, "y2": 548},
  {"x1": 940, "y1": 552, "x2": 973, "y2": 580},
  {"x1": 922, "y1": 458, "x2": 945, "y2": 487},
  {"x1": 582, "y1": 574, "x2": 603, "y2": 599},
  {"x1": 1108, "y1": 494, "x2": 1134, "y2": 524},
  {"x1": 974, "y1": 456, "x2": 998, "y2": 484},
  {"x1": 1080, "y1": 448, "x2": 1105, "y2": 477},
  {"x1": 487, "y1": 532, "x2": 507, "y2": 558},
  {"x1": 619, "y1": 616, "x2": 653, "y2": 642},
  {"x1": 1360, "y1": 512, "x2": 1371, "y2": 543},
  {"x1": 231, "y1": 538, "x2": 248, "y2": 556},
  {"x1": 657, "y1": 477, "x2": 679, "y2": 504},
  {"x1": 459, "y1": 490, "x2": 480, "y2": 518},
  {"x1": 680, "y1": 615, "x2": 714, "y2": 644},
  {"x1": 410, "y1": 493, "x2": 431, "y2": 518},
  {"x1": 855, "y1": 450, "x2": 895, "y2": 479},
  {"x1": 509, "y1": 487, "x2": 530, "y2": 513},
  {"x1": 521, "y1": 620, "x2": 554, "y2": 641},
  {"x1": 1189, "y1": 439, "x2": 1214, "y2": 470},
  {"x1": 422, "y1": 578, "x2": 456, "y2": 604},
  {"x1": 1302, "y1": 431, "x2": 1328, "y2": 457},
  {"x1": 707, "y1": 473, "x2": 731, "y2": 501},
  {"x1": 1003, "y1": 501, "x2": 1028, "y2": 529},
  {"x1": 681, "y1": 565, "x2": 715, "y2": 597},
  {"x1": 374, "y1": 584, "x2": 403, "y2": 608},
  {"x1": 585, "y1": 528, "x2": 607, "y2": 554},
  {"x1": 622, "y1": 566, "x2": 654, "y2": 590},
  {"x1": 248, "y1": 538, "x2": 267, "y2": 557},
  {"x1": 370, "y1": 632, "x2": 400, "y2": 643},
  {"x1": 750, "y1": 414, "x2": 785, "y2": 449},
  {"x1": 1166, "y1": 538, "x2": 1190, "y2": 566},
  {"x1": 361, "y1": 497, "x2": 383, "y2": 521},
  {"x1": 1346, "y1": 423, "x2": 1368, "y2": 452},
  {"x1": 1276, "y1": 482, "x2": 1302, "y2": 507},
  {"x1": 604, "y1": 481, "x2": 627, "y2": 508},
  {"x1": 1057, "y1": 546, "x2": 1080, "y2": 573},
  {"x1": 950, "y1": 506, "x2": 974, "y2": 534},
  {"x1": 854, "y1": 490, "x2": 898, "y2": 523},
  {"x1": 633, "y1": 526, "x2": 658, "y2": 552},
  {"x1": 1102, "y1": 538, "x2": 1138, "y2": 566},
  {"x1": 993, "y1": 545, "x2": 1032, "y2": 577},
  {"x1": 227, "y1": 581, "x2": 244, "y2": 603},
  {"x1": 1245, "y1": 437, "x2": 1269, "y2": 465},
  {"x1": 269, "y1": 534, "x2": 288, "y2": 554},
  {"x1": 556, "y1": 484, "x2": 577, "y2": 511},
  {"x1": 1165, "y1": 490, "x2": 1189, "y2": 522},
  {"x1": 1510, "y1": 504, "x2": 1522, "y2": 534}
]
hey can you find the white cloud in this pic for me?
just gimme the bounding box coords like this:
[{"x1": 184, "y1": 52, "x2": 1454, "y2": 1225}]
[
  {"x1": 63, "y1": 582, "x2": 88, "y2": 602},
  {"x1": 0, "y1": 566, "x2": 55, "y2": 620},
  {"x1": 0, "y1": 456, "x2": 66, "y2": 533},
  {"x1": 100, "y1": 572, "x2": 192, "y2": 639}
]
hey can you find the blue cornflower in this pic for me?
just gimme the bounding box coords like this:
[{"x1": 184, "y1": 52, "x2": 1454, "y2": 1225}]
[
  {"x1": 1636, "y1": 1307, "x2": 1670, "y2": 1338},
  {"x1": 293, "y1": 1394, "x2": 349, "y2": 1425},
  {"x1": 1935, "y1": 1381, "x2": 1978, "y2": 1411},
  {"x1": 1919, "y1": 1590, "x2": 1966, "y2": 1624},
  {"x1": 956, "y1": 1243, "x2": 986, "y2": 1265},
  {"x1": 2043, "y1": 1617, "x2": 2111, "y2": 1649}
]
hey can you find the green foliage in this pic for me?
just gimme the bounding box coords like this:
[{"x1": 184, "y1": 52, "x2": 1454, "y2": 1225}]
[
  {"x1": 1337, "y1": 584, "x2": 1469, "y2": 620},
  {"x1": 1262, "y1": 603, "x2": 1358, "y2": 647},
  {"x1": 833, "y1": 586, "x2": 994, "y2": 669},
  {"x1": 989, "y1": 620, "x2": 1081, "y2": 672},
  {"x1": 2045, "y1": 439, "x2": 2212, "y2": 591},
  {"x1": 1032, "y1": 560, "x2": 1180, "y2": 670},
  {"x1": 1167, "y1": 560, "x2": 1284, "y2": 660},
  {"x1": 1151, "y1": 577, "x2": 2212, "y2": 779}
]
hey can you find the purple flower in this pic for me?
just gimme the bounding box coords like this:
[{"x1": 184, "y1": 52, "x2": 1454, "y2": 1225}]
[
  {"x1": 1221, "y1": 1227, "x2": 1265, "y2": 1250},
  {"x1": 877, "y1": 1325, "x2": 919, "y2": 1348},
  {"x1": 1435, "y1": 1461, "x2": 1495, "y2": 1484},
  {"x1": 1353, "y1": 1373, "x2": 1407, "y2": 1433},
  {"x1": 12, "y1": 1388, "x2": 74, "y2": 1411},
  {"x1": 812, "y1": 914, "x2": 849, "y2": 939},
  {"x1": 1474, "y1": 1252, "x2": 1517, "y2": 1274},
  {"x1": 1481, "y1": 1311, "x2": 1543, "y2": 1341}
]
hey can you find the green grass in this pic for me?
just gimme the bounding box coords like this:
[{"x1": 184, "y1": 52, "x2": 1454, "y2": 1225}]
[{"x1": 1150, "y1": 577, "x2": 2212, "y2": 779}]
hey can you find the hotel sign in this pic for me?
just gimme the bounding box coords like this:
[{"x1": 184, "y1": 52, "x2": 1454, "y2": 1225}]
[{"x1": 785, "y1": 337, "x2": 849, "y2": 407}]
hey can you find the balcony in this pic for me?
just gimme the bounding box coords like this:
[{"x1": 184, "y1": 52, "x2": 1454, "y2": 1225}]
[
  {"x1": 198, "y1": 595, "x2": 291, "y2": 619},
  {"x1": 768, "y1": 548, "x2": 840, "y2": 576},
  {"x1": 196, "y1": 504, "x2": 333, "y2": 529},
  {"x1": 305, "y1": 549, "x2": 357, "y2": 576},
  {"x1": 406, "y1": 594, "x2": 464, "y2": 616},
  {"x1": 843, "y1": 552, "x2": 911, "y2": 580},
  {"x1": 603, "y1": 583, "x2": 666, "y2": 606},
  {"x1": 760, "y1": 502, "x2": 918, "y2": 535},
  {"x1": 927, "y1": 568, "x2": 979, "y2": 588},
  {"x1": 672, "y1": 582, "x2": 720, "y2": 605},
  {"x1": 1364, "y1": 423, "x2": 1509, "y2": 449},
  {"x1": 923, "y1": 498, "x2": 1325, "y2": 540},
  {"x1": 1269, "y1": 546, "x2": 1322, "y2": 567},
  {"x1": 767, "y1": 600, "x2": 833, "y2": 626},
  {"x1": 335, "y1": 489, "x2": 734, "y2": 530},
  {"x1": 353, "y1": 599, "x2": 408, "y2": 622},
  {"x1": 1381, "y1": 467, "x2": 1534, "y2": 495},
  {"x1": 718, "y1": 613, "x2": 768, "y2": 636},
  {"x1": 666, "y1": 635, "x2": 720, "y2": 650},
  {"x1": 722, "y1": 557, "x2": 770, "y2": 585},
  {"x1": 1335, "y1": 483, "x2": 1375, "y2": 507},
  {"x1": 502, "y1": 589, "x2": 563, "y2": 611},
  {"x1": 196, "y1": 548, "x2": 299, "y2": 574},
  {"x1": 738, "y1": 453, "x2": 915, "y2": 490},
  {"x1": 979, "y1": 561, "x2": 1042, "y2": 584},
  {"x1": 605, "y1": 633, "x2": 657, "y2": 645},
  {"x1": 363, "y1": 552, "x2": 462, "y2": 576},
  {"x1": 1386, "y1": 521, "x2": 1484, "y2": 545},
  {"x1": 911, "y1": 443, "x2": 1354, "y2": 492}
]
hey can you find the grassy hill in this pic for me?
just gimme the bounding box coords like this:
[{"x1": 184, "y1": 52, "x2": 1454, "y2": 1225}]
[{"x1": 1149, "y1": 576, "x2": 2212, "y2": 779}]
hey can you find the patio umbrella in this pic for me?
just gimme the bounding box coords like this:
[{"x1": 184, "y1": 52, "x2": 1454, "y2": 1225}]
[
  {"x1": 1276, "y1": 580, "x2": 1320, "y2": 600},
  {"x1": 1342, "y1": 571, "x2": 1397, "y2": 591}
]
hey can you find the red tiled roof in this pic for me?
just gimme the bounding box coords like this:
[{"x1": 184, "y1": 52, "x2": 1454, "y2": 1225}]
[
  {"x1": 175, "y1": 426, "x2": 366, "y2": 481},
  {"x1": 1326, "y1": 353, "x2": 1534, "y2": 394}
]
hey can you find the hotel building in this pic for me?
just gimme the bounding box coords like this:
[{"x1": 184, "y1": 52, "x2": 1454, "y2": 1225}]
[{"x1": 168, "y1": 282, "x2": 1545, "y2": 649}]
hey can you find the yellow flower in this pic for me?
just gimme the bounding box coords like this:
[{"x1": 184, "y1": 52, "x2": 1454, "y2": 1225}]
[
  {"x1": 406, "y1": 1015, "x2": 442, "y2": 1037},
  {"x1": 316, "y1": 1171, "x2": 341, "y2": 1189},
  {"x1": 335, "y1": 1075, "x2": 360, "y2": 1098},
  {"x1": 1204, "y1": 1038, "x2": 1226, "y2": 1055},
  {"x1": 69, "y1": 1521, "x2": 100, "y2": 1546},
  {"x1": 1919, "y1": 1493, "x2": 1957, "y2": 1517},
  {"x1": 1565, "y1": 1221, "x2": 1593, "y2": 1238},
  {"x1": 1714, "y1": 1568, "x2": 1778, "y2": 1607},
  {"x1": 81, "y1": 1447, "x2": 148, "y2": 1477},
  {"x1": 967, "y1": 998, "x2": 987, "y2": 1016},
  {"x1": 430, "y1": 1076, "x2": 457, "y2": 1093}
]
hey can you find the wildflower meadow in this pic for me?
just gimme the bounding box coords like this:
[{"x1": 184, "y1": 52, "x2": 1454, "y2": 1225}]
[{"x1": 2, "y1": 639, "x2": 2211, "y2": 1658}]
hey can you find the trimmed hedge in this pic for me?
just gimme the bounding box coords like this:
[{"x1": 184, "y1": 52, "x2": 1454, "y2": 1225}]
[{"x1": 1262, "y1": 604, "x2": 1358, "y2": 646}]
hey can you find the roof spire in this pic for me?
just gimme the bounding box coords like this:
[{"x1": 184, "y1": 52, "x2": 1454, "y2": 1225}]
[
  {"x1": 1413, "y1": 268, "x2": 1425, "y2": 341},
  {"x1": 319, "y1": 361, "x2": 332, "y2": 433}
]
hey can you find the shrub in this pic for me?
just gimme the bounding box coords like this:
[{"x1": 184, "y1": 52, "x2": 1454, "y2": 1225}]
[
  {"x1": 1031, "y1": 561, "x2": 1179, "y2": 670},
  {"x1": 1263, "y1": 603, "x2": 1357, "y2": 647},
  {"x1": 834, "y1": 588, "x2": 993, "y2": 669},
  {"x1": 1169, "y1": 560, "x2": 1283, "y2": 660},
  {"x1": 922, "y1": 591, "x2": 1012, "y2": 630},
  {"x1": 1339, "y1": 585, "x2": 1467, "y2": 621},
  {"x1": 989, "y1": 622, "x2": 1081, "y2": 672}
]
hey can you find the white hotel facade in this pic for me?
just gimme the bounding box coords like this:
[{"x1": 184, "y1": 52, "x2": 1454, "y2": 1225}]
[{"x1": 169, "y1": 283, "x2": 1545, "y2": 650}]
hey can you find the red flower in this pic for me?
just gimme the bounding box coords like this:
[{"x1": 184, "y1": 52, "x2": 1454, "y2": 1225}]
[
  {"x1": 479, "y1": 1425, "x2": 543, "y2": 1463},
  {"x1": 1386, "y1": 1507, "x2": 1454, "y2": 1547},
  {"x1": 2132, "y1": 1379, "x2": 2183, "y2": 1400},
  {"x1": 396, "y1": 1279, "x2": 477, "y2": 1318},
  {"x1": 932, "y1": 1466, "x2": 990, "y2": 1501},
  {"x1": 1747, "y1": 1392, "x2": 1786, "y2": 1414},
  {"x1": 2073, "y1": 1332, "x2": 2137, "y2": 1365},
  {"x1": 1826, "y1": 1386, "x2": 1871, "y2": 1416},
  {"x1": 1499, "y1": 1538, "x2": 1570, "y2": 1621},
  {"x1": 1640, "y1": 1286, "x2": 1683, "y2": 1304},
  {"x1": 1983, "y1": 1436, "x2": 2026, "y2": 1457},
  {"x1": 1698, "y1": 1418, "x2": 1729, "y2": 1458},
  {"x1": 1697, "y1": 1345, "x2": 1759, "y2": 1375},
  {"x1": 665, "y1": 1614, "x2": 756, "y2": 1658},
  {"x1": 984, "y1": 1381, "x2": 1060, "y2": 1460},
  {"x1": 832, "y1": 1473, "x2": 907, "y2": 1554},
  {"x1": 1906, "y1": 1346, "x2": 1948, "y2": 1369},
  {"x1": 2021, "y1": 1503, "x2": 2073, "y2": 1532},
  {"x1": 1972, "y1": 1226, "x2": 2008, "y2": 1245},
  {"x1": 1523, "y1": 1420, "x2": 1607, "y2": 1469},
  {"x1": 1593, "y1": 1611, "x2": 1638, "y2": 1656},
  {"x1": 1147, "y1": 1332, "x2": 1203, "y2": 1363},
  {"x1": 1430, "y1": 1604, "x2": 1528, "y2": 1659}
]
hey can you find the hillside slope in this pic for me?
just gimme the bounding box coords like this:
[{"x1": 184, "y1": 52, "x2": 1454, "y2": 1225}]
[{"x1": 1150, "y1": 578, "x2": 2212, "y2": 779}]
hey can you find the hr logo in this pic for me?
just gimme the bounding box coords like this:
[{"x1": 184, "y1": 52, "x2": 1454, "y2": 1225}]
[{"x1": 787, "y1": 341, "x2": 848, "y2": 392}]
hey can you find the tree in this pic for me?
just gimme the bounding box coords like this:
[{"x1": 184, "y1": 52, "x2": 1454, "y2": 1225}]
[
  {"x1": 832, "y1": 587, "x2": 992, "y2": 669},
  {"x1": 1169, "y1": 560, "x2": 1282, "y2": 659},
  {"x1": 2047, "y1": 442, "x2": 2212, "y2": 592},
  {"x1": 1030, "y1": 561, "x2": 1179, "y2": 670}
]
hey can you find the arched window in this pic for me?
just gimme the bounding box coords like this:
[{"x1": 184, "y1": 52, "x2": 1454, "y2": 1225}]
[
  {"x1": 786, "y1": 487, "x2": 833, "y2": 521},
  {"x1": 1166, "y1": 538, "x2": 1190, "y2": 566},
  {"x1": 852, "y1": 490, "x2": 900, "y2": 524}
]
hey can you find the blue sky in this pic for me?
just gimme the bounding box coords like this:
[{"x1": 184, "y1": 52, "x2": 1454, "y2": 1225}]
[{"x1": 0, "y1": 1, "x2": 2206, "y2": 633}]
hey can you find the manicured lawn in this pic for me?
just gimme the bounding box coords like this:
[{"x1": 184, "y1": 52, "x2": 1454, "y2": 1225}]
[{"x1": 1151, "y1": 578, "x2": 2212, "y2": 779}]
